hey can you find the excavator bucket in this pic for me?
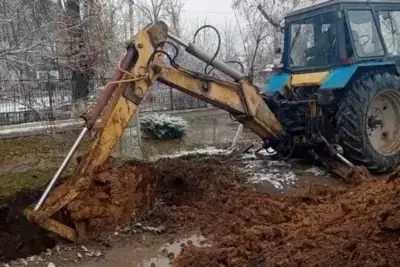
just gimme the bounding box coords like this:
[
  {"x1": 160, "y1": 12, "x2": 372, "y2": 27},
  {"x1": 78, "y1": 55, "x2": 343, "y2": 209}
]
[{"x1": 24, "y1": 21, "x2": 169, "y2": 242}]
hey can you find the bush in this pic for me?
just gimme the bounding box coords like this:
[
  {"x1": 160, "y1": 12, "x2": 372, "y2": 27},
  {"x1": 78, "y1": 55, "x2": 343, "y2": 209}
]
[{"x1": 140, "y1": 113, "x2": 188, "y2": 140}]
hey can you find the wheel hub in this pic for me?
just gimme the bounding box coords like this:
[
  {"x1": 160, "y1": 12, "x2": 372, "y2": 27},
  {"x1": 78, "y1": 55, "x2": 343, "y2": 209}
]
[{"x1": 366, "y1": 90, "x2": 400, "y2": 156}]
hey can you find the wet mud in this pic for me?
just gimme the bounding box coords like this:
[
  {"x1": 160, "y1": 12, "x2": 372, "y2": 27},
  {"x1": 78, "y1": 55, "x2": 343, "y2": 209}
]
[
  {"x1": 3, "y1": 154, "x2": 400, "y2": 267},
  {"x1": 0, "y1": 189, "x2": 56, "y2": 262},
  {"x1": 66, "y1": 157, "x2": 157, "y2": 239},
  {"x1": 153, "y1": 159, "x2": 400, "y2": 267}
]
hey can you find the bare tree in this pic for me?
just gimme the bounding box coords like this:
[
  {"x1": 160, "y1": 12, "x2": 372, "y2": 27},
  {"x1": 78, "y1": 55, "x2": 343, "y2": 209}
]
[
  {"x1": 164, "y1": 0, "x2": 184, "y2": 38},
  {"x1": 129, "y1": 0, "x2": 167, "y2": 24},
  {"x1": 0, "y1": 0, "x2": 60, "y2": 80},
  {"x1": 232, "y1": 0, "x2": 274, "y2": 82}
]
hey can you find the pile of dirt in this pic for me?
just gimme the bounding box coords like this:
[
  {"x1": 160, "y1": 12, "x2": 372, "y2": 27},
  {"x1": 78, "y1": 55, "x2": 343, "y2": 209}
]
[
  {"x1": 0, "y1": 189, "x2": 56, "y2": 262},
  {"x1": 66, "y1": 157, "x2": 157, "y2": 239},
  {"x1": 126, "y1": 156, "x2": 400, "y2": 267},
  {"x1": 3, "y1": 154, "x2": 400, "y2": 266}
]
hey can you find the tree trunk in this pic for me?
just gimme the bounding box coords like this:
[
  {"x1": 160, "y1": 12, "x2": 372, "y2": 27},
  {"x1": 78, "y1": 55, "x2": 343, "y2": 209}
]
[{"x1": 65, "y1": 0, "x2": 92, "y2": 118}]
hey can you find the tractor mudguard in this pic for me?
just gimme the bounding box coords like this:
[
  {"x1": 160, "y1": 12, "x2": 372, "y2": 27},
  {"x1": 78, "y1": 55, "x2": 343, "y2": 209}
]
[
  {"x1": 320, "y1": 61, "x2": 399, "y2": 90},
  {"x1": 264, "y1": 61, "x2": 399, "y2": 95}
]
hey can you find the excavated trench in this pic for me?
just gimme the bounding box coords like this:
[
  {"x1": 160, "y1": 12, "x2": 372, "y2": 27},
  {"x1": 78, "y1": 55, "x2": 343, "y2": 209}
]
[
  {"x1": 0, "y1": 189, "x2": 57, "y2": 262},
  {"x1": 2, "y1": 155, "x2": 400, "y2": 266}
]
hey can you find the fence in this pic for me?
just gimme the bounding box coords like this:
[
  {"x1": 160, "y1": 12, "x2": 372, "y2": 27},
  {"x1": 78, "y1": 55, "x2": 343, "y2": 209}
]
[{"x1": 0, "y1": 78, "x2": 208, "y2": 126}]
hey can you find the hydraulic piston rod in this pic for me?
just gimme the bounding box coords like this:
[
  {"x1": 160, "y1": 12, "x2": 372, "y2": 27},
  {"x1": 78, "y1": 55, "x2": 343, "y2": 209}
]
[
  {"x1": 167, "y1": 33, "x2": 246, "y2": 81},
  {"x1": 33, "y1": 46, "x2": 137, "y2": 211},
  {"x1": 34, "y1": 127, "x2": 88, "y2": 211}
]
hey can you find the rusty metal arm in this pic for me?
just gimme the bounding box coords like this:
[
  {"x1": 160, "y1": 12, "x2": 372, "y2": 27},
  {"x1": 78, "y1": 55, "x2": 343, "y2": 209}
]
[
  {"x1": 154, "y1": 65, "x2": 283, "y2": 140},
  {"x1": 25, "y1": 20, "x2": 284, "y2": 242},
  {"x1": 24, "y1": 22, "x2": 167, "y2": 241}
]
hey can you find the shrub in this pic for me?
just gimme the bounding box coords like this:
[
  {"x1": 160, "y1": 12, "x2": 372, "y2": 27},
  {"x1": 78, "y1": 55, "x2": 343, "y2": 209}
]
[{"x1": 140, "y1": 113, "x2": 188, "y2": 140}]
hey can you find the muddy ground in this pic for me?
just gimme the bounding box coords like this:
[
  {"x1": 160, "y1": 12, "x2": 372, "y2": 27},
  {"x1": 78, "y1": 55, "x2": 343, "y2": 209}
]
[{"x1": 1, "y1": 153, "x2": 400, "y2": 267}]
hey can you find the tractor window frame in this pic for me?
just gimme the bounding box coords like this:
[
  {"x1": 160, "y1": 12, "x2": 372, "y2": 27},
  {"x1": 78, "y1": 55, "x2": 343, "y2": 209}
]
[
  {"x1": 344, "y1": 7, "x2": 387, "y2": 60},
  {"x1": 283, "y1": 5, "x2": 342, "y2": 73},
  {"x1": 375, "y1": 4, "x2": 400, "y2": 60}
]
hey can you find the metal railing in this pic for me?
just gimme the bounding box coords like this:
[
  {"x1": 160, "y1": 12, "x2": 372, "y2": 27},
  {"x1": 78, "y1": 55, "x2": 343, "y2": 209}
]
[{"x1": 0, "y1": 78, "x2": 208, "y2": 126}]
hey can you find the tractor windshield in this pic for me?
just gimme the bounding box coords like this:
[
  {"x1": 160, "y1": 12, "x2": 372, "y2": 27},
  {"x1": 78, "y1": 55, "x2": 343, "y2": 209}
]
[{"x1": 288, "y1": 11, "x2": 337, "y2": 69}]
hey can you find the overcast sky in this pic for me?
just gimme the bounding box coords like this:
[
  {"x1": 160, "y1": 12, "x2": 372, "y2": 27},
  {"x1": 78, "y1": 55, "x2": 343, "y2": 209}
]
[{"x1": 181, "y1": 0, "x2": 238, "y2": 28}]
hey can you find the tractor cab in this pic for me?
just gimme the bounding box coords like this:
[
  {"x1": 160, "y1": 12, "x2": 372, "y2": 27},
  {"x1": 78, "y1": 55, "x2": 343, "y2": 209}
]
[{"x1": 265, "y1": 0, "x2": 400, "y2": 95}]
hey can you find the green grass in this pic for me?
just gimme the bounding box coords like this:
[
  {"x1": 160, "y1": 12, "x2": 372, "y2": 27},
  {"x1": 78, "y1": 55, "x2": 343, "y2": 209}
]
[
  {"x1": 0, "y1": 132, "x2": 90, "y2": 198},
  {"x1": 0, "y1": 132, "x2": 88, "y2": 165},
  {"x1": 0, "y1": 168, "x2": 57, "y2": 198}
]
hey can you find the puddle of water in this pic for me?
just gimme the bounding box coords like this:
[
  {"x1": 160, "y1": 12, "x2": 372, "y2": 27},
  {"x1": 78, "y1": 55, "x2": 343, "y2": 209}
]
[
  {"x1": 238, "y1": 158, "x2": 298, "y2": 190},
  {"x1": 140, "y1": 235, "x2": 209, "y2": 267},
  {"x1": 114, "y1": 113, "x2": 260, "y2": 160},
  {"x1": 84, "y1": 234, "x2": 209, "y2": 267},
  {"x1": 236, "y1": 156, "x2": 342, "y2": 195}
]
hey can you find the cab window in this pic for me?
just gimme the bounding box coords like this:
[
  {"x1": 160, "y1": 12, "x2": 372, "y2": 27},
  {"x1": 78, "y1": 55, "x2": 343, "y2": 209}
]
[
  {"x1": 379, "y1": 10, "x2": 400, "y2": 56},
  {"x1": 347, "y1": 10, "x2": 385, "y2": 57},
  {"x1": 288, "y1": 11, "x2": 337, "y2": 68}
]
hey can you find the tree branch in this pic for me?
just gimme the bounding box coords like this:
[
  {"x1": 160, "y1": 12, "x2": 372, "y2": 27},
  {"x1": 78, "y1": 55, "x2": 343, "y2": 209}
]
[{"x1": 257, "y1": 4, "x2": 280, "y2": 29}]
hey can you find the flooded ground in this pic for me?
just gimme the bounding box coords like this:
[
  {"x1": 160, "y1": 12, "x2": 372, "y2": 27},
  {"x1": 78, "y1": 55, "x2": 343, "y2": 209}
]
[{"x1": 82, "y1": 234, "x2": 209, "y2": 267}]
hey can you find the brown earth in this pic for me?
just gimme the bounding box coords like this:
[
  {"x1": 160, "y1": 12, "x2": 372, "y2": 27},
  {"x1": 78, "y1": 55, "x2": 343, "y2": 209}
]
[
  {"x1": 66, "y1": 157, "x2": 157, "y2": 239},
  {"x1": 2, "y1": 155, "x2": 400, "y2": 267},
  {"x1": 0, "y1": 189, "x2": 56, "y2": 262},
  {"x1": 153, "y1": 159, "x2": 400, "y2": 267}
]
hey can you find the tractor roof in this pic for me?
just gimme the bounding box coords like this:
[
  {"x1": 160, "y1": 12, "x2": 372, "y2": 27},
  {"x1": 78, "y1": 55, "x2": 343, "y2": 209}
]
[{"x1": 288, "y1": 0, "x2": 400, "y2": 17}]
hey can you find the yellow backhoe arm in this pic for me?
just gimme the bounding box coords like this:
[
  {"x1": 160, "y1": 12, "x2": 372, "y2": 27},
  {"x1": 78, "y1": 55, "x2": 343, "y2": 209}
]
[{"x1": 24, "y1": 21, "x2": 284, "y2": 241}]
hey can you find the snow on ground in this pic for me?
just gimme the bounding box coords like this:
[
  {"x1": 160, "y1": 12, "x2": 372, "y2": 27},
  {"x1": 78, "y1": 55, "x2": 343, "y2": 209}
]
[
  {"x1": 305, "y1": 166, "x2": 328, "y2": 176},
  {"x1": 243, "y1": 159, "x2": 298, "y2": 190},
  {"x1": 153, "y1": 147, "x2": 229, "y2": 160},
  {"x1": 239, "y1": 153, "x2": 258, "y2": 160},
  {"x1": 0, "y1": 96, "x2": 72, "y2": 113},
  {"x1": 0, "y1": 119, "x2": 83, "y2": 136},
  {"x1": 152, "y1": 146, "x2": 298, "y2": 191}
]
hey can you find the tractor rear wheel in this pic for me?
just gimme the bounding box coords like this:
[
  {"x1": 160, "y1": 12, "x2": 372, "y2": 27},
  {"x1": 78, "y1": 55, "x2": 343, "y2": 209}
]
[{"x1": 336, "y1": 71, "x2": 400, "y2": 173}]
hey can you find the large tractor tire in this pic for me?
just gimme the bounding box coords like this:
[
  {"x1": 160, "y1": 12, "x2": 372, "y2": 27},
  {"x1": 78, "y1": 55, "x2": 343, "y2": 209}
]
[{"x1": 336, "y1": 71, "x2": 400, "y2": 173}]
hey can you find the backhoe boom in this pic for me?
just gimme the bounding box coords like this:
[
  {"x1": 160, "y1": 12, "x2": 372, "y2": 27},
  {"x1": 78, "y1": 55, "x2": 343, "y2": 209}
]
[{"x1": 24, "y1": 21, "x2": 284, "y2": 241}]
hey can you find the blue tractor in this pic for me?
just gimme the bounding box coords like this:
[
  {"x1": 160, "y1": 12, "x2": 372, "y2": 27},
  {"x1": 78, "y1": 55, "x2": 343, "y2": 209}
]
[{"x1": 264, "y1": 0, "x2": 400, "y2": 173}]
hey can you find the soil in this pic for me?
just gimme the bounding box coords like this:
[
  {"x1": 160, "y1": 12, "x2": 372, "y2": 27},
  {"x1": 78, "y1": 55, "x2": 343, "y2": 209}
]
[
  {"x1": 153, "y1": 160, "x2": 400, "y2": 267},
  {"x1": 66, "y1": 157, "x2": 157, "y2": 239},
  {"x1": 2, "y1": 154, "x2": 400, "y2": 267},
  {"x1": 0, "y1": 189, "x2": 56, "y2": 262}
]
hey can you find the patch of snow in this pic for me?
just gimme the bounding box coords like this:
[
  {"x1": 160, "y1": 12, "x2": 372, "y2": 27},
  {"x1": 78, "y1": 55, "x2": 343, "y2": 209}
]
[
  {"x1": 0, "y1": 120, "x2": 82, "y2": 135},
  {"x1": 135, "y1": 223, "x2": 166, "y2": 233},
  {"x1": 141, "y1": 113, "x2": 188, "y2": 129},
  {"x1": 140, "y1": 113, "x2": 188, "y2": 140},
  {"x1": 258, "y1": 148, "x2": 277, "y2": 156},
  {"x1": 240, "y1": 153, "x2": 258, "y2": 160},
  {"x1": 243, "y1": 159, "x2": 298, "y2": 190},
  {"x1": 47, "y1": 263, "x2": 56, "y2": 267},
  {"x1": 247, "y1": 171, "x2": 298, "y2": 189},
  {"x1": 0, "y1": 95, "x2": 73, "y2": 114},
  {"x1": 155, "y1": 147, "x2": 228, "y2": 159},
  {"x1": 305, "y1": 166, "x2": 327, "y2": 176},
  {"x1": 267, "y1": 160, "x2": 291, "y2": 167}
]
